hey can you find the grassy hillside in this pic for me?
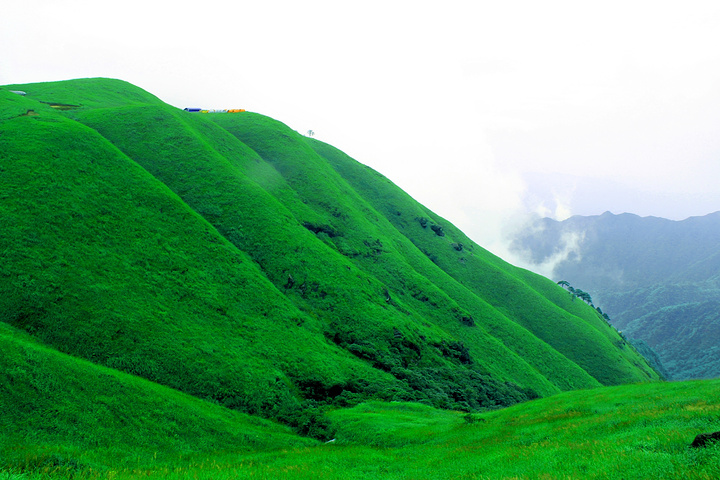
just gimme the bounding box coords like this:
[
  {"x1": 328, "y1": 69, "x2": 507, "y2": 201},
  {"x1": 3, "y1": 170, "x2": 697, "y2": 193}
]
[
  {"x1": 3, "y1": 342, "x2": 719, "y2": 479},
  {"x1": 0, "y1": 77, "x2": 668, "y2": 475},
  {"x1": 0, "y1": 86, "x2": 396, "y2": 436},
  {"x1": 310, "y1": 141, "x2": 657, "y2": 385},
  {"x1": 510, "y1": 211, "x2": 720, "y2": 380},
  {"x1": 2, "y1": 311, "x2": 718, "y2": 478},
  {"x1": 1, "y1": 78, "x2": 657, "y2": 408},
  {"x1": 0, "y1": 322, "x2": 315, "y2": 472}
]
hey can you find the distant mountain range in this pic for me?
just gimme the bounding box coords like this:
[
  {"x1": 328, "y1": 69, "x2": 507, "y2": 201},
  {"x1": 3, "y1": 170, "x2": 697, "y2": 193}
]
[{"x1": 510, "y1": 211, "x2": 720, "y2": 380}]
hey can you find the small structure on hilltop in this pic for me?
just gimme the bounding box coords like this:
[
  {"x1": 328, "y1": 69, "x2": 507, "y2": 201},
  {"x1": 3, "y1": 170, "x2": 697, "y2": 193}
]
[{"x1": 183, "y1": 108, "x2": 246, "y2": 113}]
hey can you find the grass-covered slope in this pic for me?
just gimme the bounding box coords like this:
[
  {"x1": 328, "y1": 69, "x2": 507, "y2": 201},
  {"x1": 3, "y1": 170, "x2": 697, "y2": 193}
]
[
  {"x1": 321, "y1": 380, "x2": 720, "y2": 480},
  {"x1": 4, "y1": 353, "x2": 719, "y2": 479},
  {"x1": 0, "y1": 91, "x2": 396, "y2": 434},
  {"x1": 0, "y1": 322, "x2": 314, "y2": 472},
  {"x1": 1, "y1": 77, "x2": 658, "y2": 431},
  {"x1": 309, "y1": 140, "x2": 658, "y2": 385},
  {"x1": 67, "y1": 101, "x2": 546, "y2": 410}
]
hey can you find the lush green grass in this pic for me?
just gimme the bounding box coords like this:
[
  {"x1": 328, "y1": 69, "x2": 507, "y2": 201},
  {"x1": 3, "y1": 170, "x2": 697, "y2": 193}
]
[
  {"x1": 309, "y1": 139, "x2": 658, "y2": 385},
  {"x1": 0, "y1": 322, "x2": 315, "y2": 473},
  {"x1": 0, "y1": 90, "x2": 394, "y2": 434},
  {"x1": 4, "y1": 376, "x2": 719, "y2": 479},
  {"x1": 68, "y1": 99, "x2": 545, "y2": 411},
  {"x1": 323, "y1": 380, "x2": 720, "y2": 479},
  {"x1": 0, "y1": 77, "x2": 674, "y2": 478},
  {"x1": 4, "y1": 77, "x2": 164, "y2": 110},
  {"x1": 1, "y1": 77, "x2": 659, "y2": 421},
  {"x1": 213, "y1": 111, "x2": 658, "y2": 385}
]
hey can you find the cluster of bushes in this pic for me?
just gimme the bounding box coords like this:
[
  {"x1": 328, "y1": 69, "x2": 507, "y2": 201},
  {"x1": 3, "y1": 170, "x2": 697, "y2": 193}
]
[{"x1": 324, "y1": 322, "x2": 537, "y2": 412}]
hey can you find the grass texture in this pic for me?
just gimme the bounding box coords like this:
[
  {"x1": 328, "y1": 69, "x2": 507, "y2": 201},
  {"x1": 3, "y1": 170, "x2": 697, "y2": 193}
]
[{"x1": 0, "y1": 78, "x2": 680, "y2": 478}]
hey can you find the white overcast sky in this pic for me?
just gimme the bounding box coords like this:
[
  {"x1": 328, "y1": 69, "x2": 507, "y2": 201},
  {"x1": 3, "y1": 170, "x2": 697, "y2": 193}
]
[{"x1": 3, "y1": 0, "x2": 720, "y2": 258}]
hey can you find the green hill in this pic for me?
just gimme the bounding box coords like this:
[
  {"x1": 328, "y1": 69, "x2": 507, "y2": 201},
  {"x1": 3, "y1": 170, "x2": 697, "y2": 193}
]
[
  {"x1": 3, "y1": 326, "x2": 718, "y2": 478},
  {"x1": 510, "y1": 211, "x2": 720, "y2": 380},
  {"x1": 0, "y1": 322, "x2": 314, "y2": 471},
  {"x1": 0, "y1": 78, "x2": 667, "y2": 476}
]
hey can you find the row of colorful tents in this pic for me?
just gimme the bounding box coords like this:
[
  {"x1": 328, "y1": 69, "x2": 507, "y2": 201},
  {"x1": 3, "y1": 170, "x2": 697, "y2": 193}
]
[{"x1": 183, "y1": 108, "x2": 246, "y2": 113}]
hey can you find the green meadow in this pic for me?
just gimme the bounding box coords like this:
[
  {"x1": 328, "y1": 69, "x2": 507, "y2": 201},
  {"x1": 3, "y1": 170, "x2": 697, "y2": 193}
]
[
  {"x1": 1, "y1": 78, "x2": 715, "y2": 479},
  {"x1": 3, "y1": 339, "x2": 719, "y2": 480}
]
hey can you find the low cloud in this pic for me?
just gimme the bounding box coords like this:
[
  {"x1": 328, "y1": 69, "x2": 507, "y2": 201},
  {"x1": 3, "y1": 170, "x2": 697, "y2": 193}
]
[
  {"x1": 496, "y1": 213, "x2": 586, "y2": 281},
  {"x1": 529, "y1": 229, "x2": 585, "y2": 280}
]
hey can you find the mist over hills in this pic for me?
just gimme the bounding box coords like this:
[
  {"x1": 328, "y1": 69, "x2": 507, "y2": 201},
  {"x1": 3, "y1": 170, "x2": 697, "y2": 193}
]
[
  {"x1": 510, "y1": 211, "x2": 720, "y2": 380},
  {"x1": 0, "y1": 78, "x2": 669, "y2": 475}
]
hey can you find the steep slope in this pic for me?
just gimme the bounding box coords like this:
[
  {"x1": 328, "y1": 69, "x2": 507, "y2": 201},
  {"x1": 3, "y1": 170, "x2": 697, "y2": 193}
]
[
  {"x1": 309, "y1": 141, "x2": 657, "y2": 385},
  {"x1": 0, "y1": 322, "x2": 314, "y2": 470},
  {"x1": 69, "y1": 100, "x2": 549, "y2": 409},
  {"x1": 510, "y1": 211, "x2": 720, "y2": 379},
  {"x1": 1, "y1": 78, "x2": 658, "y2": 434},
  {"x1": 0, "y1": 98, "x2": 400, "y2": 435}
]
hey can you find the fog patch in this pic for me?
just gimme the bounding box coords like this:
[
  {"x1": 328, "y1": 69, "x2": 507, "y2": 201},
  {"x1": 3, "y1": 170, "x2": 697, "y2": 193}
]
[
  {"x1": 499, "y1": 215, "x2": 586, "y2": 280},
  {"x1": 536, "y1": 230, "x2": 585, "y2": 279}
]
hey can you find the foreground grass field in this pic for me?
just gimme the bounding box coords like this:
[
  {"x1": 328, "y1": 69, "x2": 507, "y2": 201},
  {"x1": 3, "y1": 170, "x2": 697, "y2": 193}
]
[{"x1": 3, "y1": 378, "x2": 720, "y2": 479}]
